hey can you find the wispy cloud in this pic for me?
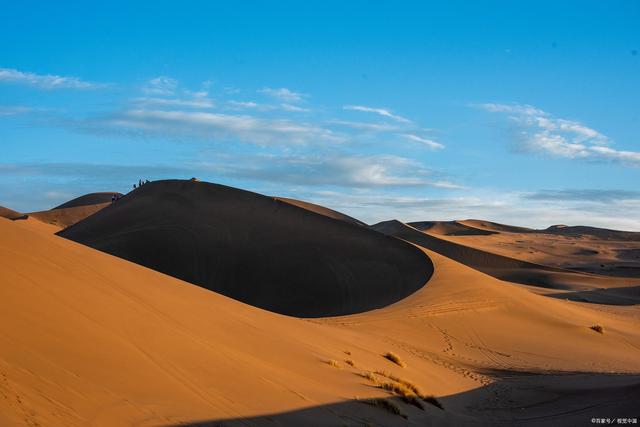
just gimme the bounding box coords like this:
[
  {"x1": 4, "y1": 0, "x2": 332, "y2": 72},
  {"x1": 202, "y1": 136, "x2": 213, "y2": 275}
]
[
  {"x1": 401, "y1": 134, "x2": 445, "y2": 150},
  {"x1": 477, "y1": 102, "x2": 639, "y2": 166},
  {"x1": 0, "y1": 67, "x2": 106, "y2": 90},
  {"x1": 142, "y1": 76, "x2": 178, "y2": 96},
  {"x1": 523, "y1": 189, "x2": 640, "y2": 202},
  {"x1": 93, "y1": 109, "x2": 338, "y2": 144},
  {"x1": 329, "y1": 119, "x2": 399, "y2": 132},
  {"x1": 198, "y1": 154, "x2": 461, "y2": 189},
  {"x1": 259, "y1": 87, "x2": 306, "y2": 102},
  {"x1": 343, "y1": 105, "x2": 411, "y2": 124},
  {"x1": 0, "y1": 106, "x2": 33, "y2": 116},
  {"x1": 132, "y1": 97, "x2": 214, "y2": 109},
  {"x1": 280, "y1": 103, "x2": 310, "y2": 112}
]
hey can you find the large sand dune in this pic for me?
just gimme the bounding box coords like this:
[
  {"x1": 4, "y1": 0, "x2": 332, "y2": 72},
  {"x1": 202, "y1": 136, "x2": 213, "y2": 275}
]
[
  {"x1": 372, "y1": 220, "x2": 636, "y2": 295},
  {"x1": 2, "y1": 208, "x2": 639, "y2": 426},
  {"x1": 58, "y1": 180, "x2": 432, "y2": 317}
]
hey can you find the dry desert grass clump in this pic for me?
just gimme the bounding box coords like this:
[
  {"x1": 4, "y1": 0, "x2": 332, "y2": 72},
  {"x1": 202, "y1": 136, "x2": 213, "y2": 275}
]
[
  {"x1": 381, "y1": 381, "x2": 425, "y2": 409},
  {"x1": 345, "y1": 358, "x2": 355, "y2": 367},
  {"x1": 374, "y1": 370, "x2": 444, "y2": 410},
  {"x1": 383, "y1": 352, "x2": 405, "y2": 367},
  {"x1": 423, "y1": 395, "x2": 444, "y2": 410},
  {"x1": 361, "y1": 398, "x2": 407, "y2": 419},
  {"x1": 361, "y1": 371, "x2": 379, "y2": 383},
  {"x1": 591, "y1": 324, "x2": 605, "y2": 334},
  {"x1": 327, "y1": 359, "x2": 340, "y2": 368},
  {"x1": 375, "y1": 370, "x2": 422, "y2": 395}
]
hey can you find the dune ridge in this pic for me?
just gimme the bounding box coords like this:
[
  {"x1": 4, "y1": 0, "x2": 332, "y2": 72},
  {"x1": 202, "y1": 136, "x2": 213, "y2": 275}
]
[
  {"x1": 59, "y1": 180, "x2": 433, "y2": 317},
  {"x1": 372, "y1": 220, "x2": 636, "y2": 294}
]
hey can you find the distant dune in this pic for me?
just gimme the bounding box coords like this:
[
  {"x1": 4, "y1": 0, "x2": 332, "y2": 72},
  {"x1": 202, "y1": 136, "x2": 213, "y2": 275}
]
[
  {"x1": 409, "y1": 220, "x2": 497, "y2": 236},
  {"x1": 0, "y1": 206, "x2": 25, "y2": 220},
  {"x1": 59, "y1": 180, "x2": 432, "y2": 317},
  {"x1": 372, "y1": 220, "x2": 636, "y2": 295},
  {"x1": 2, "y1": 183, "x2": 640, "y2": 426},
  {"x1": 52, "y1": 192, "x2": 122, "y2": 210},
  {"x1": 29, "y1": 203, "x2": 111, "y2": 229}
]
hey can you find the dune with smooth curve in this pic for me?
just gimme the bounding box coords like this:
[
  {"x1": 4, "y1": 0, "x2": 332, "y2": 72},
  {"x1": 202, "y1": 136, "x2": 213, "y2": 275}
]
[
  {"x1": 0, "y1": 206, "x2": 25, "y2": 220},
  {"x1": 372, "y1": 220, "x2": 637, "y2": 299},
  {"x1": 276, "y1": 197, "x2": 366, "y2": 226},
  {"x1": 2, "y1": 209, "x2": 640, "y2": 426},
  {"x1": 59, "y1": 180, "x2": 432, "y2": 317}
]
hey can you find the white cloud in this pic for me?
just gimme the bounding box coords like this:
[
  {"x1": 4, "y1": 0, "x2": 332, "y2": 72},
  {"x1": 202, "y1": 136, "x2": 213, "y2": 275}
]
[
  {"x1": 0, "y1": 67, "x2": 105, "y2": 89},
  {"x1": 329, "y1": 119, "x2": 399, "y2": 132},
  {"x1": 227, "y1": 100, "x2": 261, "y2": 109},
  {"x1": 343, "y1": 105, "x2": 411, "y2": 124},
  {"x1": 280, "y1": 103, "x2": 310, "y2": 112},
  {"x1": 0, "y1": 106, "x2": 33, "y2": 116},
  {"x1": 259, "y1": 87, "x2": 306, "y2": 102},
  {"x1": 478, "y1": 102, "x2": 640, "y2": 166},
  {"x1": 132, "y1": 97, "x2": 214, "y2": 109},
  {"x1": 198, "y1": 153, "x2": 459, "y2": 189},
  {"x1": 401, "y1": 134, "x2": 445, "y2": 150},
  {"x1": 100, "y1": 109, "x2": 338, "y2": 144},
  {"x1": 142, "y1": 76, "x2": 178, "y2": 96}
]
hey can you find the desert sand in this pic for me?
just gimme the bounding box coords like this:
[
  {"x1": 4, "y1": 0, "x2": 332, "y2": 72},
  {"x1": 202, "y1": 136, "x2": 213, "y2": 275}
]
[{"x1": 1, "y1": 179, "x2": 639, "y2": 426}]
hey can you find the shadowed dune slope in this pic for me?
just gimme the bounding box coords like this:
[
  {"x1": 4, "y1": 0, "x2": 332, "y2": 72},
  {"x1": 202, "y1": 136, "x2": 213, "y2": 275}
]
[
  {"x1": 3, "y1": 217, "x2": 640, "y2": 426},
  {"x1": 52, "y1": 192, "x2": 122, "y2": 209},
  {"x1": 457, "y1": 219, "x2": 535, "y2": 234},
  {"x1": 59, "y1": 180, "x2": 432, "y2": 317},
  {"x1": 409, "y1": 221, "x2": 497, "y2": 236},
  {"x1": 372, "y1": 220, "x2": 632, "y2": 291},
  {"x1": 276, "y1": 197, "x2": 366, "y2": 226},
  {"x1": 0, "y1": 206, "x2": 25, "y2": 220}
]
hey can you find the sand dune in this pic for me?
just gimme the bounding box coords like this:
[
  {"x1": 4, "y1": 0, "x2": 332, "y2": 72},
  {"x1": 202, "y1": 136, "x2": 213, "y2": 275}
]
[
  {"x1": 52, "y1": 192, "x2": 122, "y2": 209},
  {"x1": 372, "y1": 220, "x2": 635, "y2": 293},
  {"x1": 427, "y1": 222, "x2": 640, "y2": 278},
  {"x1": 22, "y1": 192, "x2": 122, "y2": 229},
  {"x1": 409, "y1": 220, "x2": 497, "y2": 236},
  {"x1": 457, "y1": 219, "x2": 535, "y2": 234},
  {"x1": 28, "y1": 202, "x2": 111, "y2": 229},
  {"x1": 0, "y1": 206, "x2": 25, "y2": 220},
  {"x1": 3, "y1": 210, "x2": 639, "y2": 426},
  {"x1": 276, "y1": 197, "x2": 366, "y2": 226},
  {"x1": 59, "y1": 180, "x2": 432, "y2": 317},
  {"x1": 2, "y1": 183, "x2": 640, "y2": 426}
]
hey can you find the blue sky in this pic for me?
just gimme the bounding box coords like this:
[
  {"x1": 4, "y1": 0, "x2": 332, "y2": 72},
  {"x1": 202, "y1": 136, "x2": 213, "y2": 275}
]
[{"x1": 1, "y1": 1, "x2": 639, "y2": 228}]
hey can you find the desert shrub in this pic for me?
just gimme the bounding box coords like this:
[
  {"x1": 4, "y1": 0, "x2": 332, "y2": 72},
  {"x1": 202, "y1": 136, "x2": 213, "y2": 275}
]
[
  {"x1": 327, "y1": 359, "x2": 340, "y2": 368},
  {"x1": 423, "y1": 395, "x2": 444, "y2": 410},
  {"x1": 362, "y1": 371, "x2": 379, "y2": 383},
  {"x1": 383, "y1": 352, "x2": 405, "y2": 367},
  {"x1": 381, "y1": 382, "x2": 424, "y2": 410},
  {"x1": 590, "y1": 324, "x2": 604, "y2": 334},
  {"x1": 345, "y1": 359, "x2": 355, "y2": 367}
]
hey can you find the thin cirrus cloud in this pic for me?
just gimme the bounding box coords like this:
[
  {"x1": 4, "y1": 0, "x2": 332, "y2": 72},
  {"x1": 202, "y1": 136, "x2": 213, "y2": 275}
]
[
  {"x1": 0, "y1": 67, "x2": 106, "y2": 89},
  {"x1": 343, "y1": 105, "x2": 412, "y2": 124},
  {"x1": 198, "y1": 154, "x2": 461, "y2": 189},
  {"x1": 401, "y1": 134, "x2": 445, "y2": 150},
  {"x1": 132, "y1": 97, "x2": 215, "y2": 109},
  {"x1": 141, "y1": 76, "x2": 179, "y2": 96},
  {"x1": 0, "y1": 106, "x2": 33, "y2": 116},
  {"x1": 477, "y1": 102, "x2": 640, "y2": 166},
  {"x1": 99, "y1": 109, "x2": 339, "y2": 144},
  {"x1": 523, "y1": 189, "x2": 640, "y2": 203},
  {"x1": 258, "y1": 87, "x2": 307, "y2": 103}
]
